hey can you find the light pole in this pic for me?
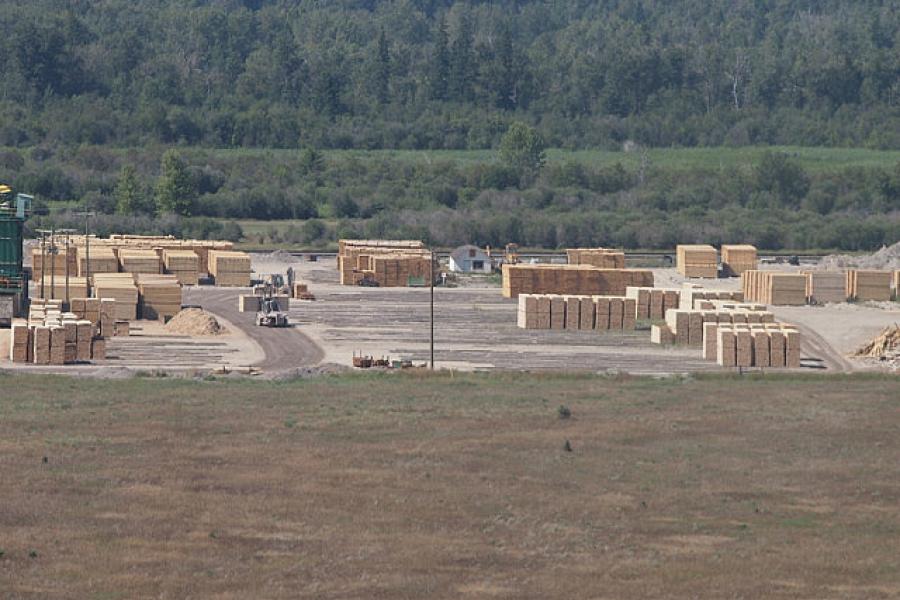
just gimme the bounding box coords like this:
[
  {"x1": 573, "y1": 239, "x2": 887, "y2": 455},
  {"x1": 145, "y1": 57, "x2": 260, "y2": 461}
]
[
  {"x1": 430, "y1": 249, "x2": 435, "y2": 370},
  {"x1": 57, "y1": 229, "x2": 77, "y2": 306},
  {"x1": 75, "y1": 211, "x2": 95, "y2": 282}
]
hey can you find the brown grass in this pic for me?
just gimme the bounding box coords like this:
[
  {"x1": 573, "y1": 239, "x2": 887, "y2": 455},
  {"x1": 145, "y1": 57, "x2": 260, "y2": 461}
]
[{"x1": 0, "y1": 371, "x2": 898, "y2": 598}]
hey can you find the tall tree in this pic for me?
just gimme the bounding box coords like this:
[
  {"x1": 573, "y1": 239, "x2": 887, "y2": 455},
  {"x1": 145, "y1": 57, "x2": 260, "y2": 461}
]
[
  {"x1": 449, "y1": 14, "x2": 474, "y2": 102},
  {"x1": 429, "y1": 17, "x2": 449, "y2": 101},
  {"x1": 154, "y1": 150, "x2": 196, "y2": 215},
  {"x1": 374, "y1": 28, "x2": 390, "y2": 105},
  {"x1": 114, "y1": 165, "x2": 146, "y2": 215},
  {"x1": 499, "y1": 122, "x2": 546, "y2": 185}
]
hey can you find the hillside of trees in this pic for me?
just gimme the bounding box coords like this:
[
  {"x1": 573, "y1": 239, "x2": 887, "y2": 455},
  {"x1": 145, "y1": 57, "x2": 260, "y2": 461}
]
[{"x1": 1, "y1": 0, "x2": 899, "y2": 150}]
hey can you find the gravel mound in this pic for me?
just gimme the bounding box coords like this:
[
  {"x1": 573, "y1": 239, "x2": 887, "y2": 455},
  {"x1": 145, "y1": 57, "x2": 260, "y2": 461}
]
[
  {"x1": 165, "y1": 308, "x2": 228, "y2": 336},
  {"x1": 820, "y1": 241, "x2": 900, "y2": 270}
]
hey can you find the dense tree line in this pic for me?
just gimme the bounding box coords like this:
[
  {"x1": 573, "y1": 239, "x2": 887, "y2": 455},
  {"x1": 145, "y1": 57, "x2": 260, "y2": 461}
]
[{"x1": 0, "y1": 0, "x2": 899, "y2": 150}]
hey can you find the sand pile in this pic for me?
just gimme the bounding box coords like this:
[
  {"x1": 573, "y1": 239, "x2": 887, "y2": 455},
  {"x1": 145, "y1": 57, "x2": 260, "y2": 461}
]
[
  {"x1": 820, "y1": 241, "x2": 900, "y2": 270},
  {"x1": 165, "y1": 308, "x2": 228, "y2": 336},
  {"x1": 853, "y1": 324, "x2": 900, "y2": 358}
]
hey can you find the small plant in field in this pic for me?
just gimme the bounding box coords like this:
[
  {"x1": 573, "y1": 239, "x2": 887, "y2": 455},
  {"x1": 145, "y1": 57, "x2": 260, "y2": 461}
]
[
  {"x1": 284, "y1": 418, "x2": 297, "y2": 428},
  {"x1": 558, "y1": 405, "x2": 571, "y2": 419},
  {"x1": 563, "y1": 439, "x2": 573, "y2": 452},
  {"x1": 28, "y1": 550, "x2": 38, "y2": 558}
]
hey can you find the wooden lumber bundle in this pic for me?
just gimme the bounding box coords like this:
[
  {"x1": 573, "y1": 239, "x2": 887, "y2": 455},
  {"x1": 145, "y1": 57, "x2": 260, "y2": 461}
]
[
  {"x1": 368, "y1": 254, "x2": 433, "y2": 287},
  {"x1": 135, "y1": 274, "x2": 183, "y2": 321},
  {"x1": 705, "y1": 323, "x2": 800, "y2": 368},
  {"x1": 679, "y1": 286, "x2": 744, "y2": 310},
  {"x1": 338, "y1": 240, "x2": 426, "y2": 283},
  {"x1": 162, "y1": 249, "x2": 200, "y2": 285},
  {"x1": 894, "y1": 270, "x2": 900, "y2": 299},
  {"x1": 566, "y1": 248, "x2": 626, "y2": 269},
  {"x1": 118, "y1": 249, "x2": 162, "y2": 274},
  {"x1": 208, "y1": 250, "x2": 251, "y2": 287},
  {"x1": 720, "y1": 245, "x2": 758, "y2": 277},
  {"x1": 30, "y1": 247, "x2": 77, "y2": 282},
  {"x1": 92, "y1": 273, "x2": 138, "y2": 320},
  {"x1": 741, "y1": 271, "x2": 807, "y2": 305},
  {"x1": 676, "y1": 245, "x2": 718, "y2": 278},
  {"x1": 516, "y1": 294, "x2": 635, "y2": 332},
  {"x1": 9, "y1": 321, "x2": 31, "y2": 363},
  {"x1": 803, "y1": 271, "x2": 846, "y2": 304},
  {"x1": 501, "y1": 264, "x2": 653, "y2": 298},
  {"x1": 626, "y1": 287, "x2": 680, "y2": 320},
  {"x1": 658, "y1": 307, "x2": 776, "y2": 347},
  {"x1": 34, "y1": 276, "x2": 90, "y2": 301},
  {"x1": 76, "y1": 246, "x2": 119, "y2": 277},
  {"x1": 238, "y1": 295, "x2": 261, "y2": 312},
  {"x1": 846, "y1": 269, "x2": 892, "y2": 301}
]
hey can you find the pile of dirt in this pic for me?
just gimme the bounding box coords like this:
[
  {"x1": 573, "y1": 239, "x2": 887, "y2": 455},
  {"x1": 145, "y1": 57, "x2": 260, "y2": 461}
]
[
  {"x1": 852, "y1": 324, "x2": 900, "y2": 358},
  {"x1": 165, "y1": 308, "x2": 228, "y2": 337},
  {"x1": 820, "y1": 241, "x2": 900, "y2": 270}
]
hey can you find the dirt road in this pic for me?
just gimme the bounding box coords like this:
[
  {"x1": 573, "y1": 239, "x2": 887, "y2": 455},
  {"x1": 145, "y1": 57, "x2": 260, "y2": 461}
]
[{"x1": 184, "y1": 287, "x2": 324, "y2": 372}]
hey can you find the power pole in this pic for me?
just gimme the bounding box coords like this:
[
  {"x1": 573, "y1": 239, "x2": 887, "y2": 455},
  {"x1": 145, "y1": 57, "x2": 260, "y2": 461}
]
[
  {"x1": 75, "y1": 211, "x2": 95, "y2": 282},
  {"x1": 430, "y1": 248, "x2": 435, "y2": 370}
]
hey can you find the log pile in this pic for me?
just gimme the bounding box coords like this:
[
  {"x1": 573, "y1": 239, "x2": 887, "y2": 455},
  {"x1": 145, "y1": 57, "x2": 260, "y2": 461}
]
[
  {"x1": 846, "y1": 269, "x2": 892, "y2": 301},
  {"x1": 502, "y1": 264, "x2": 653, "y2": 299},
  {"x1": 852, "y1": 324, "x2": 900, "y2": 359},
  {"x1": 721, "y1": 245, "x2": 758, "y2": 276},
  {"x1": 566, "y1": 248, "x2": 626, "y2": 269},
  {"x1": 676, "y1": 245, "x2": 718, "y2": 278},
  {"x1": 741, "y1": 271, "x2": 807, "y2": 305},
  {"x1": 517, "y1": 294, "x2": 636, "y2": 331},
  {"x1": 208, "y1": 250, "x2": 252, "y2": 287},
  {"x1": 704, "y1": 323, "x2": 801, "y2": 368},
  {"x1": 135, "y1": 274, "x2": 183, "y2": 321},
  {"x1": 92, "y1": 273, "x2": 138, "y2": 320},
  {"x1": 162, "y1": 249, "x2": 200, "y2": 285},
  {"x1": 626, "y1": 287, "x2": 680, "y2": 320},
  {"x1": 804, "y1": 271, "x2": 846, "y2": 304},
  {"x1": 118, "y1": 249, "x2": 162, "y2": 275}
]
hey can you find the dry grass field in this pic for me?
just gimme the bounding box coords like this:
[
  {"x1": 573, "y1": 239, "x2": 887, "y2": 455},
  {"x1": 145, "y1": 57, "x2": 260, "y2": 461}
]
[{"x1": 1, "y1": 371, "x2": 898, "y2": 599}]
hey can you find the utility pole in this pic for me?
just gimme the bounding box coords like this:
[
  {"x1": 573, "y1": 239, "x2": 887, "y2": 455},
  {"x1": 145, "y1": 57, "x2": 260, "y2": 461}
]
[
  {"x1": 430, "y1": 248, "x2": 435, "y2": 370},
  {"x1": 58, "y1": 229, "x2": 76, "y2": 306},
  {"x1": 75, "y1": 211, "x2": 95, "y2": 282}
]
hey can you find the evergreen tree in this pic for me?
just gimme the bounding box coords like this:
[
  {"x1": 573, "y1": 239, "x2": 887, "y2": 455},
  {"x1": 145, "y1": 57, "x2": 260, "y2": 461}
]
[
  {"x1": 429, "y1": 17, "x2": 449, "y2": 101},
  {"x1": 449, "y1": 14, "x2": 474, "y2": 102},
  {"x1": 114, "y1": 164, "x2": 145, "y2": 215},
  {"x1": 374, "y1": 28, "x2": 390, "y2": 105},
  {"x1": 499, "y1": 122, "x2": 546, "y2": 185},
  {"x1": 154, "y1": 150, "x2": 196, "y2": 215}
]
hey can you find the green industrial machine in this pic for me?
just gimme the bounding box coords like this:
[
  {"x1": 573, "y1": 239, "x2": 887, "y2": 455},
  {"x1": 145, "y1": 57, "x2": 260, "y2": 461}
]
[{"x1": 0, "y1": 185, "x2": 31, "y2": 326}]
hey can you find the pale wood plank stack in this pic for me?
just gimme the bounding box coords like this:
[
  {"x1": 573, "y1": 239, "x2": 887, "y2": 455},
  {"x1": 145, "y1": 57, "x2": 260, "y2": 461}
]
[
  {"x1": 35, "y1": 276, "x2": 89, "y2": 300},
  {"x1": 566, "y1": 248, "x2": 626, "y2": 269},
  {"x1": 162, "y1": 249, "x2": 200, "y2": 285},
  {"x1": 118, "y1": 249, "x2": 162, "y2": 274},
  {"x1": 625, "y1": 286, "x2": 680, "y2": 320},
  {"x1": 76, "y1": 246, "x2": 119, "y2": 277},
  {"x1": 135, "y1": 274, "x2": 183, "y2": 321},
  {"x1": 676, "y1": 245, "x2": 718, "y2": 278},
  {"x1": 679, "y1": 285, "x2": 745, "y2": 309},
  {"x1": 30, "y1": 247, "x2": 77, "y2": 281},
  {"x1": 209, "y1": 250, "x2": 252, "y2": 287},
  {"x1": 721, "y1": 244, "x2": 758, "y2": 277},
  {"x1": 803, "y1": 271, "x2": 846, "y2": 304},
  {"x1": 846, "y1": 269, "x2": 892, "y2": 301},
  {"x1": 654, "y1": 307, "x2": 775, "y2": 347},
  {"x1": 92, "y1": 273, "x2": 138, "y2": 320},
  {"x1": 502, "y1": 264, "x2": 653, "y2": 299},
  {"x1": 705, "y1": 323, "x2": 801, "y2": 368},
  {"x1": 338, "y1": 240, "x2": 427, "y2": 286},
  {"x1": 741, "y1": 271, "x2": 807, "y2": 305},
  {"x1": 517, "y1": 294, "x2": 636, "y2": 331}
]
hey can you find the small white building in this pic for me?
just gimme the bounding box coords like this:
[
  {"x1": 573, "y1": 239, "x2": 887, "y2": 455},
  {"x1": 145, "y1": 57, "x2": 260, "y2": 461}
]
[{"x1": 449, "y1": 245, "x2": 492, "y2": 273}]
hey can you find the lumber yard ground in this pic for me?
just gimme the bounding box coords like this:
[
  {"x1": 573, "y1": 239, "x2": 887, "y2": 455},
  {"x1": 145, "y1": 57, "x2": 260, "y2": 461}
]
[
  {"x1": 0, "y1": 371, "x2": 898, "y2": 598},
  {"x1": 2, "y1": 254, "x2": 898, "y2": 376}
]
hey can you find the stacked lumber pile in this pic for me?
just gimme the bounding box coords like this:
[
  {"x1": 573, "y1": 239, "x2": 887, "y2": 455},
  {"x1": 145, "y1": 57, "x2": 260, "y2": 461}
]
[
  {"x1": 679, "y1": 286, "x2": 744, "y2": 310},
  {"x1": 720, "y1": 245, "x2": 757, "y2": 276},
  {"x1": 566, "y1": 248, "x2": 626, "y2": 269},
  {"x1": 626, "y1": 287, "x2": 680, "y2": 320},
  {"x1": 804, "y1": 271, "x2": 846, "y2": 304},
  {"x1": 676, "y1": 245, "x2": 718, "y2": 278},
  {"x1": 209, "y1": 250, "x2": 251, "y2": 287},
  {"x1": 35, "y1": 276, "x2": 89, "y2": 300},
  {"x1": 741, "y1": 271, "x2": 807, "y2": 305},
  {"x1": 337, "y1": 240, "x2": 430, "y2": 286},
  {"x1": 894, "y1": 271, "x2": 900, "y2": 299},
  {"x1": 846, "y1": 269, "x2": 892, "y2": 301},
  {"x1": 9, "y1": 306, "x2": 106, "y2": 365},
  {"x1": 118, "y1": 249, "x2": 161, "y2": 274},
  {"x1": 517, "y1": 294, "x2": 636, "y2": 331},
  {"x1": 92, "y1": 273, "x2": 138, "y2": 320},
  {"x1": 292, "y1": 282, "x2": 315, "y2": 300},
  {"x1": 70, "y1": 297, "x2": 120, "y2": 338},
  {"x1": 703, "y1": 323, "x2": 801, "y2": 368},
  {"x1": 502, "y1": 264, "x2": 653, "y2": 299},
  {"x1": 162, "y1": 249, "x2": 200, "y2": 285},
  {"x1": 367, "y1": 254, "x2": 433, "y2": 287},
  {"x1": 135, "y1": 274, "x2": 183, "y2": 321},
  {"x1": 238, "y1": 295, "x2": 260, "y2": 312},
  {"x1": 652, "y1": 307, "x2": 775, "y2": 347},
  {"x1": 30, "y1": 247, "x2": 77, "y2": 281},
  {"x1": 76, "y1": 246, "x2": 119, "y2": 277}
]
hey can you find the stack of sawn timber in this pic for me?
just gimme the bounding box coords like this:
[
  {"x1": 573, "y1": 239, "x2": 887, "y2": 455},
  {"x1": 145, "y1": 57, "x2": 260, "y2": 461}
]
[
  {"x1": 846, "y1": 270, "x2": 892, "y2": 301},
  {"x1": 34, "y1": 276, "x2": 89, "y2": 301},
  {"x1": 30, "y1": 247, "x2": 77, "y2": 282},
  {"x1": 704, "y1": 323, "x2": 801, "y2": 368},
  {"x1": 337, "y1": 240, "x2": 429, "y2": 286},
  {"x1": 135, "y1": 274, "x2": 182, "y2": 321},
  {"x1": 209, "y1": 250, "x2": 251, "y2": 287},
  {"x1": 676, "y1": 245, "x2": 718, "y2": 278},
  {"x1": 679, "y1": 286, "x2": 745, "y2": 310},
  {"x1": 9, "y1": 300, "x2": 109, "y2": 364},
  {"x1": 625, "y1": 287, "x2": 680, "y2": 320},
  {"x1": 162, "y1": 249, "x2": 200, "y2": 285},
  {"x1": 721, "y1": 245, "x2": 758, "y2": 277},
  {"x1": 566, "y1": 248, "x2": 626, "y2": 269},
  {"x1": 741, "y1": 271, "x2": 807, "y2": 305},
  {"x1": 502, "y1": 264, "x2": 653, "y2": 299},
  {"x1": 69, "y1": 297, "x2": 120, "y2": 338},
  {"x1": 118, "y1": 249, "x2": 161, "y2": 275},
  {"x1": 92, "y1": 273, "x2": 138, "y2": 320},
  {"x1": 517, "y1": 294, "x2": 636, "y2": 331},
  {"x1": 804, "y1": 271, "x2": 846, "y2": 304},
  {"x1": 76, "y1": 246, "x2": 119, "y2": 277},
  {"x1": 651, "y1": 305, "x2": 775, "y2": 347}
]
